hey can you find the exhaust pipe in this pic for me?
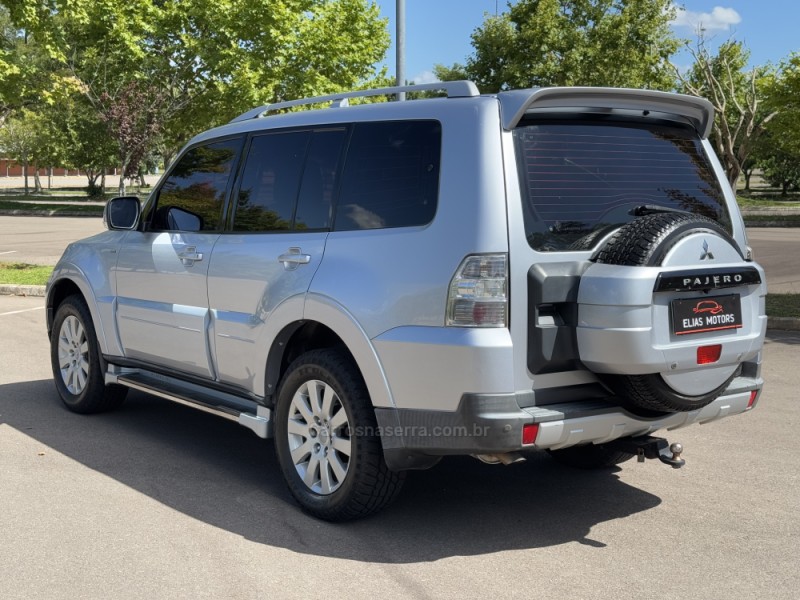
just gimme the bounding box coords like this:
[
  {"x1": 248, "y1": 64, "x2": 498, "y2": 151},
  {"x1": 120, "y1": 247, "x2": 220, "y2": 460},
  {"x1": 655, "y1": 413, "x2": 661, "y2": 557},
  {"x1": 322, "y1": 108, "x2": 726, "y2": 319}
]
[{"x1": 472, "y1": 452, "x2": 526, "y2": 465}]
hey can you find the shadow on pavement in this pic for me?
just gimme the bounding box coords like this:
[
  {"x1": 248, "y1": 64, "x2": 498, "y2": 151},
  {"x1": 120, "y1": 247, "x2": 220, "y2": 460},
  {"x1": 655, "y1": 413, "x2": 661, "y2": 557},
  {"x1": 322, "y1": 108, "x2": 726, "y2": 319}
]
[{"x1": 1, "y1": 379, "x2": 662, "y2": 562}]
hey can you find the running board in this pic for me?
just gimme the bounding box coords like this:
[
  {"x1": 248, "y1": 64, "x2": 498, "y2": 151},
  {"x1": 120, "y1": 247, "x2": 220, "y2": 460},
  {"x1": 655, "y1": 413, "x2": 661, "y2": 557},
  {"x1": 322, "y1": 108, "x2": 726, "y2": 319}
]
[{"x1": 109, "y1": 371, "x2": 272, "y2": 439}]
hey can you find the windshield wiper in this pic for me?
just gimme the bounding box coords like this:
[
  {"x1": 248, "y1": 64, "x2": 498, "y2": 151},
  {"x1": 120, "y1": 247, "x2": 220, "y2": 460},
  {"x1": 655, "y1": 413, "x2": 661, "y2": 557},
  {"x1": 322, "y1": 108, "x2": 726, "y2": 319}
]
[{"x1": 629, "y1": 204, "x2": 691, "y2": 217}]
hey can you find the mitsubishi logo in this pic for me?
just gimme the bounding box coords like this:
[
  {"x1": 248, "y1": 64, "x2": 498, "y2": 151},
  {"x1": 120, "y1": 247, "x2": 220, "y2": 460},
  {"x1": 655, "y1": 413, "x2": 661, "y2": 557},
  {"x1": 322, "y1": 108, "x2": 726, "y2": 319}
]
[{"x1": 700, "y1": 239, "x2": 715, "y2": 261}]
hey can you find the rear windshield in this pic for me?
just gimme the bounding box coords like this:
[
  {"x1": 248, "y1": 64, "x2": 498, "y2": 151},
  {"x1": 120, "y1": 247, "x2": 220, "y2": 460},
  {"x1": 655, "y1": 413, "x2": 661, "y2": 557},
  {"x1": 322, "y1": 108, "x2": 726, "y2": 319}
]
[{"x1": 513, "y1": 119, "x2": 730, "y2": 252}]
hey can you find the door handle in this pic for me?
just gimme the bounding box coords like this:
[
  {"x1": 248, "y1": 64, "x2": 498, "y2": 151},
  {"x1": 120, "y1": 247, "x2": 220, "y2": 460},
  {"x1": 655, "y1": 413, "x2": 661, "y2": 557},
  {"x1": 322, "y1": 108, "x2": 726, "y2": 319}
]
[
  {"x1": 178, "y1": 247, "x2": 204, "y2": 266},
  {"x1": 278, "y1": 247, "x2": 312, "y2": 271}
]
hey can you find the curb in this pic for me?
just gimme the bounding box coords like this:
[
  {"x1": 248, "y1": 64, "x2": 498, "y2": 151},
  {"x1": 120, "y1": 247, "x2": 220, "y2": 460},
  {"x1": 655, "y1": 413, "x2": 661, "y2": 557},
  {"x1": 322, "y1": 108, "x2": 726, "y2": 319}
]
[
  {"x1": 0, "y1": 209, "x2": 102, "y2": 218},
  {"x1": 1, "y1": 283, "x2": 798, "y2": 331},
  {"x1": 0, "y1": 284, "x2": 46, "y2": 297}
]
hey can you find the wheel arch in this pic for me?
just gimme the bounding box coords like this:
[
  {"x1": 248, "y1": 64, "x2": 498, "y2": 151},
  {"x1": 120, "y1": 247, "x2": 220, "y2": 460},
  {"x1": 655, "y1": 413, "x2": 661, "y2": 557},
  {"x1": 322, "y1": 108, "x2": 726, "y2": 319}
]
[
  {"x1": 46, "y1": 269, "x2": 112, "y2": 356},
  {"x1": 263, "y1": 293, "x2": 395, "y2": 411}
]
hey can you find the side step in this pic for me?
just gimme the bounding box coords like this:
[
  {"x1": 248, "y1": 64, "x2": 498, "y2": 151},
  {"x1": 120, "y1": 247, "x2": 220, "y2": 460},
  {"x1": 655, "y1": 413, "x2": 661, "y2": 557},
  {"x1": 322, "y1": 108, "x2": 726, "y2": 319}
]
[{"x1": 108, "y1": 370, "x2": 272, "y2": 438}]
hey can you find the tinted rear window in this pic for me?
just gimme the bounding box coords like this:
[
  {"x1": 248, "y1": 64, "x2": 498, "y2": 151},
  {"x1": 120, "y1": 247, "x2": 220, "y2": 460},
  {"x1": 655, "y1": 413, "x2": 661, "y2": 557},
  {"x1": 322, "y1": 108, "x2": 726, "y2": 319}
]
[
  {"x1": 514, "y1": 120, "x2": 730, "y2": 252},
  {"x1": 333, "y1": 121, "x2": 441, "y2": 231}
]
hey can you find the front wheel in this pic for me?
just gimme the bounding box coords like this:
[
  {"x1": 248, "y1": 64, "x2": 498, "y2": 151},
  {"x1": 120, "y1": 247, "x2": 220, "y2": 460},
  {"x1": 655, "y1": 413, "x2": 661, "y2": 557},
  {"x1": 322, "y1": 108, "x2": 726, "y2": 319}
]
[
  {"x1": 50, "y1": 295, "x2": 127, "y2": 413},
  {"x1": 274, "y1": 349, "x2": 405, "y2": 521}
]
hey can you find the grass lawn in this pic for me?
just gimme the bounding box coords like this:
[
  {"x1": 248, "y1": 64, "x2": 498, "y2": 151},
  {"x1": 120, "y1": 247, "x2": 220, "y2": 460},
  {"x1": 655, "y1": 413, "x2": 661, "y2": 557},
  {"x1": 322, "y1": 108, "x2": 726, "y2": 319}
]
[
  {"x1": 0, "y1": 262, "x2": 53, "y2": 285},
  {"x1": 0, "y1": 200, "x2": 104, "y2": 215},
  {"x1": 765, "y1": 294, "x2": 800, "y2": 318}
]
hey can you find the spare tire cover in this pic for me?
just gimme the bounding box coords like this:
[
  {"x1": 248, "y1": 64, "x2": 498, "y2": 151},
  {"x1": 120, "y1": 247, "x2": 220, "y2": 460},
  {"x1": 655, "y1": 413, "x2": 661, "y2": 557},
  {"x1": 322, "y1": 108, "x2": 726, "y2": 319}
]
[{"x1": 582, "y1": 212, "x2": 748, "y2": 414}]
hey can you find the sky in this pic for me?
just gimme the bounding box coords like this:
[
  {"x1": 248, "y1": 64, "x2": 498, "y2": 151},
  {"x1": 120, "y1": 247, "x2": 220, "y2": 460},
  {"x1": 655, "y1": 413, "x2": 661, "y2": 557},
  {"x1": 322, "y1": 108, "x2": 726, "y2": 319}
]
[{"x1": 372, "y1": 1, "x2": 800, "y2": 84}]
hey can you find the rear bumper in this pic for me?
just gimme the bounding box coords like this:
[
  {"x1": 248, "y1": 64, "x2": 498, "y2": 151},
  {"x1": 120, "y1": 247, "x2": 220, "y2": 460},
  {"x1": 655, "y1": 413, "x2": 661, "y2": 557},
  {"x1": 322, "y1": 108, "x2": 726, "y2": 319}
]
[{"x1": 376, "y1": 376, "x2": 762, "y2": 471}]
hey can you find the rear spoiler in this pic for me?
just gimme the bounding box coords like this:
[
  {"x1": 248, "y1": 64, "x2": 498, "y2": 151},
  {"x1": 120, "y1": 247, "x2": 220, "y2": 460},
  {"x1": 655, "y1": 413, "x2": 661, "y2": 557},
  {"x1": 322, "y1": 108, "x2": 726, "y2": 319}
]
[{"x1": 498, "y1": 87, "x2": 714, "y2": 139}]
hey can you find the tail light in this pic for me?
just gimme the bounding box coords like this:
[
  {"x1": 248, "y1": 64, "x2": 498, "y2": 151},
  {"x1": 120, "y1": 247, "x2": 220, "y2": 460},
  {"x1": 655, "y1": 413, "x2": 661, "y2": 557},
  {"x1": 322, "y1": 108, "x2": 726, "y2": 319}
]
[{"x1": 446, "y1": 254, "x2": 508, "y2": 327}]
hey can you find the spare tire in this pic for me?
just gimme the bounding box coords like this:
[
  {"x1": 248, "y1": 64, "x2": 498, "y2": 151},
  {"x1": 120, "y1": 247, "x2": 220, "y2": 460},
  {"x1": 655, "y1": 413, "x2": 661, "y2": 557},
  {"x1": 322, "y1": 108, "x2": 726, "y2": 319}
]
[{"x1": 584, "y1": 212, "x2": 744, "y2": 414}]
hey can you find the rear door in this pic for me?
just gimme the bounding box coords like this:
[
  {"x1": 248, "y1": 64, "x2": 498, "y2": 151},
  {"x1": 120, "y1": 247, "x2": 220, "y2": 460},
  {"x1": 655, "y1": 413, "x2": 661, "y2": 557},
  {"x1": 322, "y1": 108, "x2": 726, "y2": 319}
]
[
  {"x1": 505, "y1": 116, "x2": 738, "y2": 396},
  {"x1": 115, "y1": 137, "x2": 244, "y2": 378},
  {"x1": 208, "y1": 127, "x2": 348, "y2": 391}
]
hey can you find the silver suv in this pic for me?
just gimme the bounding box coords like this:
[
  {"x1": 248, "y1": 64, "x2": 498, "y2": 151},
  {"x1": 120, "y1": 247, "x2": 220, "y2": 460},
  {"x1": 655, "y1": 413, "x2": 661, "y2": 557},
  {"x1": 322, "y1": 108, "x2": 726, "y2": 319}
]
[{"x1": 47, "y1": 81, "x2": 767, "y2": 520}]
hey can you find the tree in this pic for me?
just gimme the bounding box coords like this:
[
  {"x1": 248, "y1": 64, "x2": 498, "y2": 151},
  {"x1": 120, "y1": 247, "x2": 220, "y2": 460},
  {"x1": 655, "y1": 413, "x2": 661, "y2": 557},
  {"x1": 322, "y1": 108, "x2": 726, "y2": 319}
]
[
  {"x1": 753, "y1": 53, "x2": 800, "y2": 196},
  {"x1": 676, "y1": 39, "x2": 777, "y2": 188},
  {"x1": 0, "y1": 108, "x2": 38, "y2": 193},
  {"x1": 758, "y1": 142, "x2": 800, "y2": 195},
  {"x1": 764, "y1": 53, "x2": 800, "y2": 154},
  {"x1": 3, "y1": 0, "x2": 390, "y2": 190},
  {"x1": 453, "y1": 0, "x2": 680, "y2": 92}
]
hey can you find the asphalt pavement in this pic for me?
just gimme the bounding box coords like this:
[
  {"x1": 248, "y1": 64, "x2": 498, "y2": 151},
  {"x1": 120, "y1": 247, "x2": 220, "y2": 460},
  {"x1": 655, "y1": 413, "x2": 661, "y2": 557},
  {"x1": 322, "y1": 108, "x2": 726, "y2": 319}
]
[{"x1": 0, "y1": 294, "x2": 798, "y2": 599}]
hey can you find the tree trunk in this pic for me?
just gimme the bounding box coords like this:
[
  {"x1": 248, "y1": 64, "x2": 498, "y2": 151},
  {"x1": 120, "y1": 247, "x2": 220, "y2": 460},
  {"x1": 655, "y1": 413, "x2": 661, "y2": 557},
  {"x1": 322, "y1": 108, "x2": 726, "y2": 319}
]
[
  {"x1": 744, "y1": 170, "x2": 752, "y2": 191},
  {"x1": 23, "y1": 158, "x2": 29, "y2": 196},
  {"x1": 138, "y1": 166, "x2": 146, "y2": 187},
  {"x1": 101, "y1": 170, "x2": 106, "y2": 193},
  {"x1": 727, "y1": 167, "x2": 740, "y2": 190},
  {"x1": 33, "y1": 166, "x2": 42, "y2": 193},
  {"x1": 118, "y1": 173, "x2": 126, "y2": 197},
  {"x1": 782, "y1": 181, "x2": 789, "y2": 197},
  {"x1": 48, "y1": 167, "x2": 53, "y2": 189}
]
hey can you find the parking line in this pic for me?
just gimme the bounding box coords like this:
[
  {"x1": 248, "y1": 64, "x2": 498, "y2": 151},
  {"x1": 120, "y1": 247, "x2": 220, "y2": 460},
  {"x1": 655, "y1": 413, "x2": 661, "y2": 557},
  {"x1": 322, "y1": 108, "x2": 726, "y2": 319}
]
[
  {"x1": 0, "y1": 306, "x2": 45, "y2": 317},
  {"x1": 0, "y1": 250, "x2": 18, "y2": 255}
]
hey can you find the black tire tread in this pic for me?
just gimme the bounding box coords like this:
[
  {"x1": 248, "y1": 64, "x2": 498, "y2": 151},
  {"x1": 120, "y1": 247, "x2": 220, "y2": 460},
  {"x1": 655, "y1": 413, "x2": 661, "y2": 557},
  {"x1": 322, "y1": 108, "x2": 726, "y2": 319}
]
[
  {"x1": 595, "y1": 212, "x2": 728, "y2": 267},
  {"x1": 50, "y1": 295, "x2": 127, "y2": 414},
  {"x1": 589, "y1": 213, "x2": 739, "y2": 414},
  {"x1": 275, "y1": 349, "x2": 405, "y2": 521}
]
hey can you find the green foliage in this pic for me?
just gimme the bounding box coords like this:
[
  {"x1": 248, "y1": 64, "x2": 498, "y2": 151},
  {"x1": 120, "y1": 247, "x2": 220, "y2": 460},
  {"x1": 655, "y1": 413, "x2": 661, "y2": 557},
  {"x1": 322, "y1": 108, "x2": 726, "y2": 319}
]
[
  {"x1": 753, "y1": 53, "x2": 800, "y2": 195},
  {"x1": 765, "y1": 294, "x2": 800, "y2": 318},
  {"x1": 457, "y1": 0, "x2": 680, "y2": 92},
  {"x1": 0, "y1": 0, "x2": 390, "y2": 186}
]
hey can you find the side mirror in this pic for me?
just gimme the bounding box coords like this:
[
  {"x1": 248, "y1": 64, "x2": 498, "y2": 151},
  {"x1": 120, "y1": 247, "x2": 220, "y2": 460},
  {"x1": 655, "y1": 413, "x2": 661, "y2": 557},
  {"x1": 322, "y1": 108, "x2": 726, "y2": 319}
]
[{"x1": 105, "y1": 196, "x2": 141, "y2": 230}]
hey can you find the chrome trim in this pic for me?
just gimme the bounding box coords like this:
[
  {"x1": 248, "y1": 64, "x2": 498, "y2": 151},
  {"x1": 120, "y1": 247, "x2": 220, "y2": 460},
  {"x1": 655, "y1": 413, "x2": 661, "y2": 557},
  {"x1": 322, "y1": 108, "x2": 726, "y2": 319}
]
[{"x1": 115, "y1": 376, "x2": 239, "y2": 422}]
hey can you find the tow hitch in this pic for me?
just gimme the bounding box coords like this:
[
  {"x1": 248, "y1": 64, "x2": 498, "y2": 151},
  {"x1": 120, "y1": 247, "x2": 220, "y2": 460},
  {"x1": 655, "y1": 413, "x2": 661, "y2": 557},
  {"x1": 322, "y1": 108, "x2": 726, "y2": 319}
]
[{"x1": 606, "y1": 436, "x2": 685, "y2": 469}]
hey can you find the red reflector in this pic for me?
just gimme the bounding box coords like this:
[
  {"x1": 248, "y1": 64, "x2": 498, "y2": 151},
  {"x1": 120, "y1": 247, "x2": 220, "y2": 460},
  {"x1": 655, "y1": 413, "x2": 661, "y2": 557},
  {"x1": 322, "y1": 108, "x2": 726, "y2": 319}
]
[
  {"x1": 697, "y1": 344, "x2": 722, "y2": 365},
  {"x1": 522, "y1": 423, "x2": 539, "y2": 445},
  {"x1": 747, "y1": 390, "x2": 758, "y2": 409}
]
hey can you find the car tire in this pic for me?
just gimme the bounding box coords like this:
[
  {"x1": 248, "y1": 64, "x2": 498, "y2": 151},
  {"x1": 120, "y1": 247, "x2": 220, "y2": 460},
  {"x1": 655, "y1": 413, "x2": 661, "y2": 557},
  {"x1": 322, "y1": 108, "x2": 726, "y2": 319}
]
[
  {"x1": 50, "y1": 295, "x2": 127, "y2": 413},
  {"x1": 593, "y1": 212, "x2": 740, "y2": 414},
  {"x1": 547, "y1": 444, "x2": 635, "y2": 469},
  {"x1": 274, "y1": 349, "x2": 405, "y2": 521}
]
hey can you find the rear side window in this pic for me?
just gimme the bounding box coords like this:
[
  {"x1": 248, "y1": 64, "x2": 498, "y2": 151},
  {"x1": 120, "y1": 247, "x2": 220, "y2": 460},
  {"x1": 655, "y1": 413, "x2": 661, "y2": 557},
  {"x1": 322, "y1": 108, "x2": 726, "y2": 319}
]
[
  {"x1": 233, "y1": 131, "x2": 311, "y2": 232},
  {"x1": 151, "y1": 137, "x2": 243, "y2": 232},
  {"x1": 514, "y1": 120, "x2": 730, "y2": 252},
  {"x1": 232, "y1": 128, "x2": 347, "y2": 232},
  {"x1": 334, "y1": 120, "x2": 441, "y2": 231}
]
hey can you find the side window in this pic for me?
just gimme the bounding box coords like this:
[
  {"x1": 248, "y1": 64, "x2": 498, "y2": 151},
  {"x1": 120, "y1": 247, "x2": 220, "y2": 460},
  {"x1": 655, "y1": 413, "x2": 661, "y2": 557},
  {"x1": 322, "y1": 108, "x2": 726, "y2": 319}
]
[
  {"x1": 294, "y1": 129, "x2": 347, "y2": 230},
  {"x1": 151, "y1": 137, "x2": 243, "y2": 232},
  {"x1": 233, "y1": 131, "x2": 310, "y2": 232},
  {"x1": 232, "y1": 128, "x2": 347, "y2": 232},
  {"x1": 334, "y1": 121, "x2": 441, "y2": 231}
]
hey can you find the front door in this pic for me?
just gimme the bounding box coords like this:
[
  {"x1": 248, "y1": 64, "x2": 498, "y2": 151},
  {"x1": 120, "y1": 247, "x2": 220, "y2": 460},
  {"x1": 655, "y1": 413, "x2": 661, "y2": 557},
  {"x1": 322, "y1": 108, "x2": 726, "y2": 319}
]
[{"x1": 115, "y1": 137, "x2": 244, "y2": 379}]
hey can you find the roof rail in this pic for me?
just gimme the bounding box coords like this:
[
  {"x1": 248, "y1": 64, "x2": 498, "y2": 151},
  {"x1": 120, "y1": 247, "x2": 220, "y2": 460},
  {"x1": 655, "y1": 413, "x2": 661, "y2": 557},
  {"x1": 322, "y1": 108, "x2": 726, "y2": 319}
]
[{"x1": 229, "y1": 80, "x2": 480, "y2": 123}]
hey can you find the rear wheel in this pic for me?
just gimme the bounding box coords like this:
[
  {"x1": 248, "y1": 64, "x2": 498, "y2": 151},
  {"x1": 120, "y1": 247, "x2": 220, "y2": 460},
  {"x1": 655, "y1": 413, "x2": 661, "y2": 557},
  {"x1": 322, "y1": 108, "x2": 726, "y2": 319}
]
[
  {"x1": 50, "y1": 295, "x2": 127, "y2": 413},
  {"x1": 274, "y1": 349, "x2": 405, "y2": 521},
  {"x1": 548, "y1": 444, "x2": 635, "y2": 469}
]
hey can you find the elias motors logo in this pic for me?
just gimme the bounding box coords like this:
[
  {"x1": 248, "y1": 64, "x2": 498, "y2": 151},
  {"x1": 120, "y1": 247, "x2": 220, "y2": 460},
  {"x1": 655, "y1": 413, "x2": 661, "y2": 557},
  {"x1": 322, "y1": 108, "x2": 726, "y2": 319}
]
[
  {"x1": 700, "y1": 239, "x2": 714, "y2": 261},
  {"x1": 693, "y1": 300, "x2": 724, "y2": 315}
]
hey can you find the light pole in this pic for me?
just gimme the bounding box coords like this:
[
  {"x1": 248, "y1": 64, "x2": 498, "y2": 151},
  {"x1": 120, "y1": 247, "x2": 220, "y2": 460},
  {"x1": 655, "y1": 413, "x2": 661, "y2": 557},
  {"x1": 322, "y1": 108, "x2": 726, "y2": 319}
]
[{"x1": 396, "y1": 0, "x2": 405, "y2": 101}]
